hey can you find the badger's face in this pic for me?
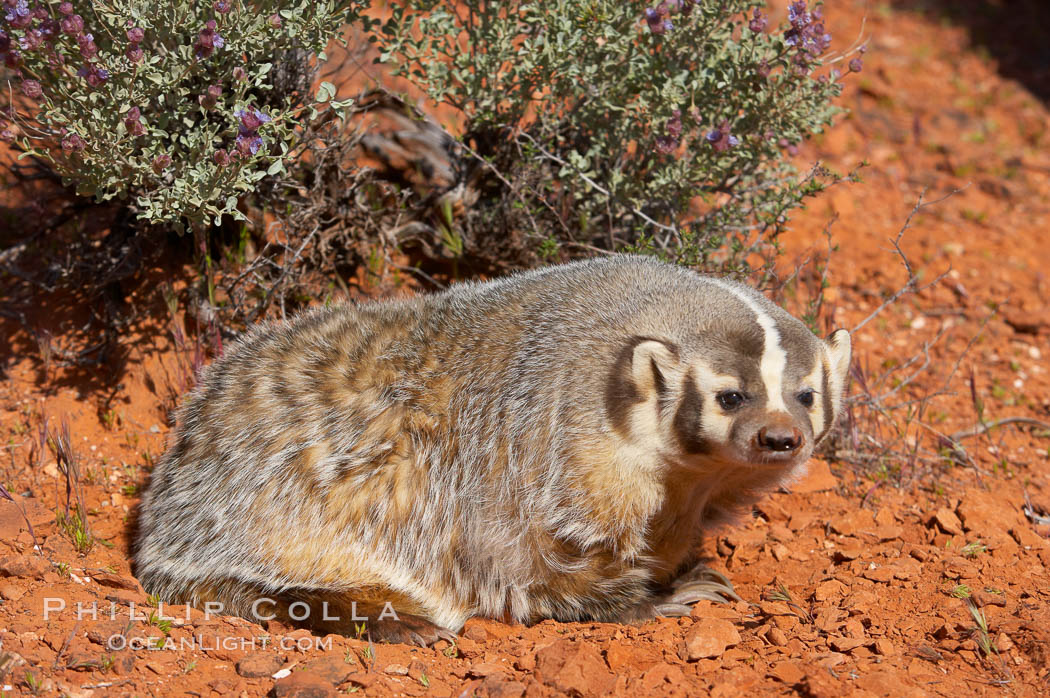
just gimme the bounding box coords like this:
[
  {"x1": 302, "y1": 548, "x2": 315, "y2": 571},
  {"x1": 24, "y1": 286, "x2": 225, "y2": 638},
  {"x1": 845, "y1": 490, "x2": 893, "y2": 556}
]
[{"x1": 605, "y1": 298, "x2": 851, "y2": 478}]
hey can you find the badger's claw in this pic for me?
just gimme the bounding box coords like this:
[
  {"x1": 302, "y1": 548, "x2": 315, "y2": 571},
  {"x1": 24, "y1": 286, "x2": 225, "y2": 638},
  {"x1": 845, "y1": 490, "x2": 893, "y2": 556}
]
[
  {"x1": 666, "y1": 565, "x2": 742, "y2": 604},
  {"x1": 652, "y1": 602, "x2": 694, "y2": 617}
]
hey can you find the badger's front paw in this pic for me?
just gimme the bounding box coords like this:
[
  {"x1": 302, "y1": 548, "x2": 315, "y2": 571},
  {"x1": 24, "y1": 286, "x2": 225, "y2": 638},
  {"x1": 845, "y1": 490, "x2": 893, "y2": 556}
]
[
  {"x1": 615, "y1": 564, "x2": 742, "y2": 624},
  {"x1": 361, "y1": 613, "x2": 458, "y2": 647},
  {"x1": 664, "y1": 563, "x2": 742, "y2": 606}
]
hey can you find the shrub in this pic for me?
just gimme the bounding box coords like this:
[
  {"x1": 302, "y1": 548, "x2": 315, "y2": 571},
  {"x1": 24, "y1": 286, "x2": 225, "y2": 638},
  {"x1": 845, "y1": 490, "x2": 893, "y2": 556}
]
[
  {"x1": 376, "y1": 0, "x2": 863, "y2": 276},
  {"x1": 0, "y1": 0, "x2": 365, "y2": 232}
]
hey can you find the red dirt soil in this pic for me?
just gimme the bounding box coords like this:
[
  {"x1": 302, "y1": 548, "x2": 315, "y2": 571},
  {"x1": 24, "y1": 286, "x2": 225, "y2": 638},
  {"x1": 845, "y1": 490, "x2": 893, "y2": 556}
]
[{"x1": 2, "y1": 1, "x2": 1050, "y2": 695}]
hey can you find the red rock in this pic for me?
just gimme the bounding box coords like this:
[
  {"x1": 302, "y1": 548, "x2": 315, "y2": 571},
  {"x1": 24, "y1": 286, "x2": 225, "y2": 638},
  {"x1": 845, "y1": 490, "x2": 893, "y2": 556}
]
[
  {"x1": 270, "y1": 671, "x2": 338, "y2": 698},
  {"x1": 942, "y1": 557, "x2": 979, "y2": 580},
  {"x1": 455, "y1": 635, "x2": 483, "y2": 659},
  {"x1": 346, "y1": 673, "x2": 380, "y2": 688},
  {"x1": 957, "y1": 492, "x2": 1016, "y2": 534},
  {"x1": 535, "y1": 639, "x2": 615, "y2": 697},
  {"x1": 638, "y1": 664, "x2": 687, "y2": 691},
  {"x1": 678, "y1": 618, "x2": 741, "y2": 661},
  {"x1": 86, "y1": 619, "x2": 132, "y2": 646},
  {"x1": 1011, "y1": 525, "x2": 1049, "y2": 549},
  {"x1": 300, "y1": 656, "x2": 354, "y2": 685},
  {"x1": 92, "y1": 572, "x2": 146, "y2": 594},
  {"x1": 461, "y1": 619, "x2": 490, "y2": 642},
  {"x1": 209, "y1": 678, "x2": 241, "y2": 694},
  {"x1": 874, "y1": 639, "x2": 896, "y2": 656},
  {"x1": 0, "y1": 583, "x2": 24, "y2": 600},
  {"x1": 828, "y1": 636, "x2": 868, "y2": 652},
  {"x1": 0, "y1": 500, "x2": 25, "y2": 540},
  {"x1": 861, "y1": 565, "x2": 895, "y2": 583},
  {"x1": 932, "y1": 508, "x2": 964, "y2": 536},
  {"x1": 799, "y1": 668, "x2": 841, "y2": 698},
  {"x1": 791, "y1": 459, "x2": 838, "y2": 493},
  {"x1": 468, "y1": 662, "x2": 507, "y2": 678},
  {"x1": 479, "y1": 674, "x2": 526, "y2": 698},
  {"x1": 0, "y1": 555, "x2": 48, "y2": 579},
  {"x1": 970, "y1": 589, "x2": 1007, "y2": 607},
  {"x1": 384, "y1": 663, "x2": 409, "y2": 675},
  {"x1": 814, "y1": 579, "x2": 848, "y2": 601},
  {"x1": 769, "y1": 661, "x2": 804, "y2": 684},
  {"x1": 854, "y1": 670, "x2": 923, "y2": 697},
  {"x1": 236, "y1": 652, "x2": 283, "y2": 678}
]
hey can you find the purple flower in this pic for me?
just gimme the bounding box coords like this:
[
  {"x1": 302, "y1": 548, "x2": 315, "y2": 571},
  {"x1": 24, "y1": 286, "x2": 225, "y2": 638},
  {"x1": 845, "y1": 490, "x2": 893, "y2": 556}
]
[
  {"x1": 232, "y1": 107, "x2": 270, "y2": 156},
  {"x1": 38, "y1": 18, "x2": 59, "y2": 40},
  {"x1": 214, "y1": 0, "x2": 231, "y2": 13},
  {"x1": 126, "y1": 26, "x2": 144, "y2": 43},
  {"x1": 666, "y1": 109, "x2": 682, "y2": 139},
  {"x1": 680, "y1": 0, "x2": 694, "y2": 17},
  {"x1": 236, "y1": 107, "x2": 270, "y2": 132},
  {"x1": 151, "y1": 153, "x2": 171, "y2": 173},
  {"x1": 644, "y1": 5, "x2": 672, "y2": 34},
  {"x1": 58, "y1": 1, "x2": 73, "y2": 14},
  {"x1": 235, "y1": 132, "x2": 263, "y2": 156},
  {"x1": 788, "y1": 1, "x2": 810, "y2": 28},
  {"x1": 655, "y1": 136, "x2": 678, "y2": 154},
  {"x1": 4, "y1": 0, "x2": 32, "y2": 28},
  {"x1": 60, "y1": 13, "x2": 83, "y2": 35},
  {"x1": 61, "y1": 132, "x2": 85, "y2": 152},
  {"x1": 194, "y1": 20, "x2": 224, "y2": 59},
  {"x1": 232, "y1": 66, "x2": 246, "y2": 81},
  {"x1": 199, "y1": 83, "x2": 222, "y2": 109},
  {"x1": 126, "y1": 43, "x2": 143, "y2": 62},
  {"x1": 77, "y1": 62, "x2": 109, "y2": 87},
  {"x1": 756, "y1": 59, "x2": 771, "y2": 79},
  {"x1": 18, "y1": 28, "x2": 42, "y2": 51},
  {"x1": 848, "y1": 57, "x2": 863, "y2": 72},
  {"x1": 4, "y1": 48, "x2": 20, "y2": 68},
  {"x1": 784, "y1": 0, "x2": 831, "y2": 62},
  {"x1": 213, "y1": 148, "x2": 230, "y2": 166},
  {"x1": 78, "y1": 32, "x2": 98, "y2": 59},
  {"x1": 20, "y1": 78, "x2": 41, "y2": 98},
  {"x1": 706, "y1": 121, "x2": 739, "y2": 152},
  {"x1": 0, "y1": 128, "x2": 14, "y2": 144},
  {"x1": 267, "y1": 13, "x2": 282, "y2": 28},
  {"x1": 749, "y1": 8, "x2": 767, "y2": 33},
  {"x1": 124, "y1": 106, "x2": 145, "y2": 136}
]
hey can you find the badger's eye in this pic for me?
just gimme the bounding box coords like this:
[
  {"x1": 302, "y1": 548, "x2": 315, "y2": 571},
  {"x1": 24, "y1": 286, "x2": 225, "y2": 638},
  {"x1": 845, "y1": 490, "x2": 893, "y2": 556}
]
[
  {"x1": 716, "y1": 390, "x2": 746, "y2": 411},
  {"x1": 797, "y1": 389, "x2": 816, "y2": 408}
]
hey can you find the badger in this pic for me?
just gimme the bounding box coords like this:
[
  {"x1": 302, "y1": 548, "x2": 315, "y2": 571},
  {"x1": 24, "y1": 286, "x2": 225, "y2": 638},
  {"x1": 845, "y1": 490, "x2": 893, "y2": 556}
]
[{"x1": 133, "y1": 255, "x2": 851, "y2": 645}]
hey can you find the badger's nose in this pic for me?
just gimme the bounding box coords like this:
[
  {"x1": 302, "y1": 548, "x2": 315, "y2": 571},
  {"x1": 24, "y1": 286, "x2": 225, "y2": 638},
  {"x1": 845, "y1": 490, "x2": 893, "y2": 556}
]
[{"x1": 756, "y1": 426, "x2": 803, "y2": 452}]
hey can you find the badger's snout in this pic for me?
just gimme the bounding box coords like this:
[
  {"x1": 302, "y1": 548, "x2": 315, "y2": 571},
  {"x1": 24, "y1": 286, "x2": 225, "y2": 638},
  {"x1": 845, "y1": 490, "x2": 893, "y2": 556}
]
[{"x1": 756, "y1": 424, "x2": 803, "y2": 452}]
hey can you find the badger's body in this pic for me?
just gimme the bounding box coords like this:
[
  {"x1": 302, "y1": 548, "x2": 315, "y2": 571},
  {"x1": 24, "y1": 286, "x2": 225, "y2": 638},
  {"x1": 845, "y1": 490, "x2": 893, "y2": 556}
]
[{"x1": 134, "y1": 256, "x2": 851, "y2": 644}]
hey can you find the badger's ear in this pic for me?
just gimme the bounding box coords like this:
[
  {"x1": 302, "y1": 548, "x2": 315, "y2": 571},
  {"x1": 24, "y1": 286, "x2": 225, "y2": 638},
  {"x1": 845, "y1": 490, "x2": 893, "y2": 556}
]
[
  {"x1": 824, "y1": 329, "x2": 852, "y2": 396},
  {"x1": 605, "y1": 337, "x2": 679, "y2": 434},
  {"x1": 629, "y1": 339, "x2": 679, "y2": 398}
]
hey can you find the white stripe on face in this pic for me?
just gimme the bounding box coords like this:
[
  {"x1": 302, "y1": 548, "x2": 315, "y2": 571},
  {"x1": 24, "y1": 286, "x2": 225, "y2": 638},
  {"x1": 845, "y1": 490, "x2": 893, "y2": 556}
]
[{"x1": 702, "y1": 279, "x2": 789, "y2": 414}]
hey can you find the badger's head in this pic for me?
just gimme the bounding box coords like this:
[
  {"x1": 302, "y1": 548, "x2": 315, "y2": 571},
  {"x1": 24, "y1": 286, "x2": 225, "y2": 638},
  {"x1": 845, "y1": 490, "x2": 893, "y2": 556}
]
[{"x1": 605, "y1": 280, "x2": 851, "y2": 479}]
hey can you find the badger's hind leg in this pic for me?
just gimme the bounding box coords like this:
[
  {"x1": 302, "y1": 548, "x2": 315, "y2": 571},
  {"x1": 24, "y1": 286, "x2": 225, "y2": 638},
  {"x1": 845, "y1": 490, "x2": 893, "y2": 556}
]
[
  {"x1": 144, "y1": 576, "x2": 457, "y2": 647},
  {"x1": 286, "y1": 592, "x2": 458, "y2": 648}
]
